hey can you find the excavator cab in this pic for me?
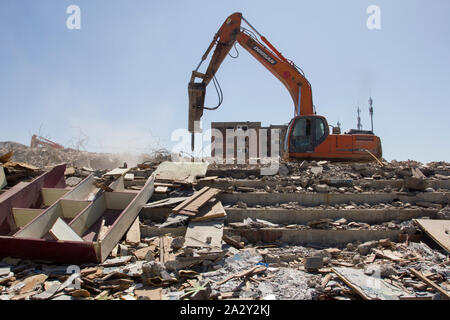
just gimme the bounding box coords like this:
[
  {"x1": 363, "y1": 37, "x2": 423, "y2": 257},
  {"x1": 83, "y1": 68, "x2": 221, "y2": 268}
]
[{"x1": 284, "y1": 115, "x2": 329, "y2": 154}]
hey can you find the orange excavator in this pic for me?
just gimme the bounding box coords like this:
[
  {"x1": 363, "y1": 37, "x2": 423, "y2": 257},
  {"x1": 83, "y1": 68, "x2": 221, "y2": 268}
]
[{"x1": 188, "y1": 12, "x2": 382, "y2": 161}]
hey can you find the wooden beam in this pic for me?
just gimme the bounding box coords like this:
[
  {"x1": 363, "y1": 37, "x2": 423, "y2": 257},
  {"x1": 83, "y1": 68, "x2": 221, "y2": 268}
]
[
  {"x1": 126, "y1": 217, "x2": 140, "y2": 245},
  {"x1": 409, "y1": 268, "x2": 450, "y2": 300},
  {"x1": 49, "y1": 218, "x2": 84, "y2": 242}
]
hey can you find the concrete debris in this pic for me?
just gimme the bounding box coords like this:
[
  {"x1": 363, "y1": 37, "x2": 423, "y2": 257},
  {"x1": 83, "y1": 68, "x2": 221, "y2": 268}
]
[{"x1": 0, "y1": 146, "x2": 449, "y2": 300}]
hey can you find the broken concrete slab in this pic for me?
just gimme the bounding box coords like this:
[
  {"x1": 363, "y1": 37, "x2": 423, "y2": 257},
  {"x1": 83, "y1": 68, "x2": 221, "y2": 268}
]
[
  {"x1": 185, "y1": 219, "x2": 224, "y2": 248},
  {"x1": 414, "y1": 219, "x2": 450, "y2": 253},
  {"x1": 332, "y1": 267, "x2": 411, "y2": 300},
  {"x1": 154, "y1": 161, "x2": 209, "y2": 184}
]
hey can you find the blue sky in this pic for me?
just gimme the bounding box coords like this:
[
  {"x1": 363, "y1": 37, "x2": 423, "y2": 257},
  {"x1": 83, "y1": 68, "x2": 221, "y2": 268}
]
[{"x1": 1, "y1": 0, "x2": 449, "y2": 162}]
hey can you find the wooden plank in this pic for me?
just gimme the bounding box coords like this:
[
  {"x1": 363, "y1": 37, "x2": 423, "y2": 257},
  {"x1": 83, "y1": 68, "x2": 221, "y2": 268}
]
[
  {"x1": 104, "y1": 192, "x2": 136, "y2": 210},
  {"x1": 332, "y1": 267, "x2": 411, "y2": 300},
  {"x1": 155, "y1": 186, "x2": 168, "y2": 193},
  {"x1": 409, "y1": 268, "x2": 450, "y2": 299},
  {"x1": 173, "y1": 187, "x2": 221, "y2": 215},
  {"x1": 198, "y1": 176, "x2": 218, "y2": 182},
  {"x1": 178, "y1": 209, "x2": 197, "y2": 216},
  {"x1": 173, "y1": 187, "x2": 210, "y2": 212},
  {"x1": 143, "y1": 197, "x2": 188, "y2": 208},
  {"x1": 103, "y1": 168, "x2": 131, "y2": 177},
  {"x1": 414, "y1": 219, "x2": 450, "y2": 253},
  {"x1": 61, "y1": 175, "x2": 99, "y2": 201},
  {"x1": 159, "y1": 235, "x2": 170, "y2": 264},
  {"x1": 68, "y1": 195, "x2": 107, "y2": 236},
  {"x1": 41, "y1": 188, "x2": 70, "y2": 206},
  {"x1": 181, "y1": 187, "x2": 222, "y2": 214},
  {"x1": 60, "y1": 199, "x2": 90, "y2": 219},
  {"x1": 12, "y1": 208, "x2": 45, "y2": 228},
  {"x1": 124, "y1": 173, "x2": 134, "y2": 181},
  {"x1": 98, "y1": 218, "x2": 108, "y2": 241},
  {"x1": 191, "y1": 200, "x2": 226, "y2": 222},
  {"x1": 185, "y1": 219, "x2": 224, "y2": 248},
  {"x1": 154, "y1": 182, "x2": 181, "y2": 187},
  {"x1": 49, "y1": 217, "x2": 84, "y2": 242},
  {"x1": 125, "y1": 217, "x2": 140, "y2": 245},
  {"x1": 14, "y1": 201, "x2": 64, "y2": 239},
  {"x1": 109, "y1": 175, "x2": 125, "y2": 191},
  {"x1": 98, "y1": 175, "x2": 154, "y2": 262},
  {"x1": 222, "y1": 234, "x2": 244, "y2": 249}
]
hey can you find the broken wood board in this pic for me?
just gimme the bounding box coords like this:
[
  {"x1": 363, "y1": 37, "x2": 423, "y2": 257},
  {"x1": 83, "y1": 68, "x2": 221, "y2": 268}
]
[
  {"x1": 126, "y1": 217, "x2": 140, "y2": 245},
  {"x1": 49, "y1": 218, "x2": 84, "y2": 242},
  {"x1": 103, "y1": 167, "x2": 131, "y2": 177},
  {"x1": 332, "y1": 267, "x2": 411, "y2": 300},
  {"x1": 198, "y1": 176, "x2": 218, "y2": 182},
  {"x1": 64, "y1": 167, "x2": 75, "y2": 176},
  {"x1": 155, "y1": 186, "x2": 168, "y2": 193},
  {"x1": 414, "y1": 219, "x2": 450, "y2": 253},
  {"x1": 134, "y1": 287, "x2": 162, "y2": 300},
  {"x1": 372, "y1": 249, "x2": 405, "y2": 262},
  {"x1": 191, "y1": 200, "x2": 226, "y2": 222},
  {"x1": 409, "y1": 268, "x2": 450, "y2": 300},
  {"x1": 173, "y1": 187, "x2": 221, "y2": 215},
  {"x1": 184, "y1": 219, "x2": 224, "y2": 248},
  {"x1": 154, "y1": 182, "x2": 181, "y2": 188},
  {"x1": 3, "y1": 161, "x2": 39, "y2": 171},
  {"x1": 0, "y1": 166, "x2": 6, "y2": 190},
  {"x1": 159, "y1": 235, "x2": 171, "y2": 264},
  {"x1": 0, "y1": 151, "x2": 13, "y2": 164},
  {"x1": 109, "y1": 175, "x2": 125, "y2": 191},
  {"x1": 143, "y1": 197, "x2": 188, "y2": 208},
  {"x1": 154, "y1": 161, "x2": 209, "y2": 184}
]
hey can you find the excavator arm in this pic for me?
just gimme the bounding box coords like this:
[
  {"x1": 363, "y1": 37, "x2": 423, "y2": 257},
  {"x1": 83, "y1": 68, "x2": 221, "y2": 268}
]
[{"x1": 188, "y1": 12, "x2": 314, "y2": 137}]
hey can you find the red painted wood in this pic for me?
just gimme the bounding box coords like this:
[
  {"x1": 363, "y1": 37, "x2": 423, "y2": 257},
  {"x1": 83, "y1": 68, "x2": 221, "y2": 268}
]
[
  {"x1": 0, "y1": 236, "x2": 98, "y2": 264},
  {"x1": 0, "y1": 164, "x2": 66, "y2": 235}
]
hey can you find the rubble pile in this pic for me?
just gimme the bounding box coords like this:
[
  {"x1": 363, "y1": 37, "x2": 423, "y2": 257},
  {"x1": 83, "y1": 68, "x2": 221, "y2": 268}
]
[
  {"x1": 1, "y1": 234, "x2": 448, "y2": 300},
  {"x1": 0, "y1": 145, "x2": 449, "y2": 300},
  {"x1": 0, "y1": 141, "x2": 156, "y2": 170}
]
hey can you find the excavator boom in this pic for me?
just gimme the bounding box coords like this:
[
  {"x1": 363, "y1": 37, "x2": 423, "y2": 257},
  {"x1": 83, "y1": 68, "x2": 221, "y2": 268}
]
[{"x1": 188, "y1": 12, "x2": 313, "y2": 134}]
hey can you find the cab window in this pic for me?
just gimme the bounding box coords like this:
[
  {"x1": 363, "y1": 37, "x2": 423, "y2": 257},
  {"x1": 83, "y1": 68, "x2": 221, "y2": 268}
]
[{"x1": 315, "y1": 118, "x2": 325, "y2": 141}]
